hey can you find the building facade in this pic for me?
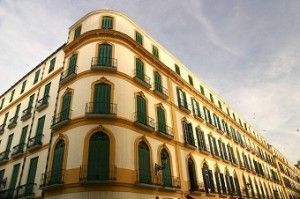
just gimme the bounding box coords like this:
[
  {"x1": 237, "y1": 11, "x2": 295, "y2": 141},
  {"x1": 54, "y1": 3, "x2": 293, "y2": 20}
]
[{"x1": 0, "y1": 9, "x2": 299, "y2": 199}]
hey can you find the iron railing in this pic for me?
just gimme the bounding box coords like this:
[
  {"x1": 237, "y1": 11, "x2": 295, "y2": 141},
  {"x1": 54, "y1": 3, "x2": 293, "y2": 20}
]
[
  {"x1": 8, "y1": 115, "x2": 18, "y2": 129},
  {"x1": 135, "y1": 170, "x2": 159, "y2": 186},
  {"x1": 85, "y1": 102, "x2": 117, "y2": 116},
  {"x1": 0, "y1": 150, "x2": 9, "y2": 163},
  {"x1": 156, "y1": 123, "x2": 173, "y2": 138},
  {"x1": 0, "y1": 177, "x2": 7, "y2": 189},
  {"x1": 134, "y1": 72, "x2": 151, "y2": 87},
  {"x1": 51, "y1": 109, "x2": 70, "y2": 128},
  {"x1": 21, "y1": 107, "x2": 32, "y2": 121},
  {"x1": 36, "y1": 95, "x2": 49, "y2": 111},
  {"x1": 154, "y1": 84, "x2": 168, "y2": 98},
  {"x1": 27, "y1": 134, "x2": 43, "y2": 149},
  {"x1": 60, "y1": 66, "x2": 77, "y2": 83},
  {"x1": 0, "y1": 123, "x2": 5, "y2": 134},
  {"x1": 79, "y1": 164, "x2": 117, "y2": 183},
  {"x1": 40, "y1": 170, "x2": 65, "y2": 188},
  {"x1": 133, "y1": 112, "x2": 155, "y2": 130},
  {"x1": 91, "y1": 57, "x2": 117, "y2": 69},
  {"x1": 15, "y1": 183, "x2": 36, "y2": 198},
  {"x1": 11, "y1": 143, "x2": 25, "y2": 156},
  {"x1": 0, "y1": 189, "x2": 15, "y2": 198}
]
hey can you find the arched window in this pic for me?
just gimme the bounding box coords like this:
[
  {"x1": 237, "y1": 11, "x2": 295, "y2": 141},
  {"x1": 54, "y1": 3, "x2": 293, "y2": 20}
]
[
  {"x1": 136, "y1": 95, "x2": 147, "y2": 125},
  {"x1": 135, "y1": 58, "x2": 145, "y2": 81},
  {"x1": 215, "y1": 167, "x2": 226, "y2": 194},
  {"x1": 234, "y1": 172, "x2": 241, "y2": 196},
  {"x1": 157, "y1": 106, "x2": 166, "y2": 134},
  {"x1": 93, "y1": 83, "x2": 111, "y2": 114},
  {"x1": 202, "y1": 163, "x2": 215, "y2": 193},
  {"x1": 87, "y1": 132, "x2": 110, "y2": 181},
  {"x1": 248, "y1": 176, "x2": 255, "y2": 197},
  {"x1": 161, "y1": 149, "x2": 172, "y2": 187},
  {"x1": 138, "y1": 141, "x2": 151, "y2": 184},
  {"x1": 98, "y1": 43, "x2": 112, "y2": 67},
  {"x1": 243, "y1": 175, "x2": 249, "y2": 197},
  {"x1": 188, "y1": 158, "x2": 198, "y2": 191},
  {"x1": 67, "y1": 54, "x2": 77, "y2": 75},
  {"x1": 50, "y1": 140, "x2": 65, "y2": 184}
]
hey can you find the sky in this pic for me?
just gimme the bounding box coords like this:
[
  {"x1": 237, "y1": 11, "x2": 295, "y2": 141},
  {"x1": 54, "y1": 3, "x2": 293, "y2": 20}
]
[{"x1": 0, "y1": 0, "x2": 299, "y2": 164}]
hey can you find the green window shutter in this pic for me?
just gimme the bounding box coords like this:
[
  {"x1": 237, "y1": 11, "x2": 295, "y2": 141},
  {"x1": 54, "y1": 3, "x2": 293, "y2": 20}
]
[
  {"x1": 0, "y1": 169, "x2": 4, "y2": 182},
  {"x1": 21, "y1": 80, "x2": 27, "y2": 94},
  {"x1": 196, "y1": 128, "x2": 206, "y2": 151},
  {"x1": 3, "y1": 112, "x2": 9, "y2": 124},
  {"x1": 152, "y1": 45, "x2": 159, "y2": 59},
  {"x1": 9, "y1": 164, "x2": 20, "y2": 192},
  {"x1": 87, "y1": 132, "x2": 110, "y2": 180},
  {"x1": 135, "y1": 31, "x2": 143, "y2": 45},
  {"x1": 68, "y1": 54, "x2": 77, "y2": 75},
  {"x1": 154, "y1": 71, "x2": 162, "y2": 92},
  {"x1": 93, "y1": 83, "x2": 111, "y2": 113},
  {"x1": 60, "y1": 92, "x2": 72, "y2": 121},
  {"x1": 187, "y1": 123, "x2": 195, "y2": 146},
  {"x1": 220, "y1": 173, "x2": 227, "y2": 194},
  {"x1": 200, "y1": 85, "x2": 205, "y2": 95},
  {"x1": 176, "y1": 87, "x2": 181, "y2": 107},
  {"x1": 10, "y1": 89, "x2": 15, "y2": 102},
  {"x1": 175, "y1": 64, "x2": 180, "y2": 75},
  {"x1": 215, "y1": 172, "x2": 221, "y2": 193},
  {"x1": 0, "y1": 98, "x2": 5, "y2": 110},
  {"x1": 188, "y1": 75, "x2": 194, "y2": 86},
  {"x1": 49, "y1": 58, "x2": 56, "y2": 73},
  {"x1": 74, "y1": 26, "x2": 81, "y2": 39},
  {"x1": 43, "y1": 82, "x2": 51, "y2": 99},
  {"x1": 28, "y1": 94, "x2": 35, "y2": 109},
  {"x1": 188, "y1": 159, "x2": 198, "y2": 190},
  {"x1": 15, "y1": 104, "x2": 21, "y2": 116},
  {"x1": 33, "y1": 70, "x2": 40, "y2": 84},
  {"x1": 98, "y1": 44, "x2": 112, "y2": 66},
  {"x1": 161, "y1": 149, "x2": 172, "y2": 187},
  {"x1": 102, "y1": 16, "x2": 113, "y2": 29},
  {"x1": 19, "y1": 126, "x2": 28, "y2": 145},
  {"x1": 138, "y1": 142, "x2": 151, "y2": 184},
  {"x1": 6, "y1": 134, "x2": 14, "y2": 152},
  {"x1": 35, "y1": 116, "x2": 45, "y2": 142},
  {"x1": 191, "y1": 99, "x2": 196, "y2": 115},
  {"x1": 26, "y1": 157, "x2": 38, "y2": 194},
  {"x1": 157, "y1": 106, "x2": 166, "y2": 133},
  {"x1": 135, "y1": 58, "x2": 144, "y2": 80},
  {"x1": 50, "y1": 140, "x2": 65, "y2": 184},
  {"x1": 137, "y1": 96, "x2": 147, "y2": 124}
]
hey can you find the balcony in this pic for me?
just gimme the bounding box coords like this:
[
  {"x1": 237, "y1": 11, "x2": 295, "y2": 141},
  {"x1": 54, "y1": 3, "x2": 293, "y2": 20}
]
[
  {"x1": 157, "y1": 175, "x2": 181, "y2": 190},
  {"x1": 133, "y1": 112, "x2": 155, "y2": 132},
  {"x1": 134, "y1": 72, "x2": 152, "y2": 89},
  {"x1": 36, "y1": 95, "x2": 49, "y2": 112},
  {"x1": 27, "y1": 134, "x2": 43, "y2": 150},
  {"x1": 0, "y1": 189, "x2": 14, "y2": 199},
  {"x1": 7, "y1": 116, "x2": 18, "y2": 129},
  {"x1": 51, "y1": 109, "x2": 71, "y2": 129},
  {"x1": 11, "y1": 143, "x2": 25, "y2": 157},
  {"x1": 153, "y1": 84, "x2": 168, "y2": 100},
  {"x1": 193, "y1": 113, "x2": 204, "y2": 123},
  {"x1": 0, "y1": 177, "x2": 7, "y2": 190},
  {"x1": 79, "y1": 164, "x2": 116, "y2": 184},
  {"x1": 90, "y1": 57, "x2": 117, "y2": 71},
  {"x1": 60, "y1": 66, "x2": 77, "y2": 85},
  {"x1": 40, "y1": 170, "x2": 65, "y2": 189},
  {"x1": 178, "y1": 103, "x2": 191, "y2": 114},
  {"x1": 85, "y1": 102, "x2": 117, "y2": 118},
  {"x1": 15, "y1": 183, "x2": 36, "y2": 198},
  {"x1": 21, "y1": 107, "x2": 32, "y2": 121},
  {"x1": 0, "y1": 123, "x2": 5, "y2": 135},
  {"x1": 0, "y1": 150, "x2": 9, "y2": 165},
  {"x1": 135, "y1": 170, "x2": 159, "y2": 188},
  {"x1": 199, "y1": 144, "x2": 211, "y2": 156},
  {"x1": 156, "y1": 123, "x2": 173, "y2": 139}
]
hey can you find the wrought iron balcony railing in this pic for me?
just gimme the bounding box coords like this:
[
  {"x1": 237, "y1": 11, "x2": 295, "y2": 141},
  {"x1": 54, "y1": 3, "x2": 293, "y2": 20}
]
[
  {"x1": 91, "y1": 57, "x2": 117, "y2": 70},
  {"x1": 11, "y1": 143, "x2": 26, "y2": 157},
  {"x1": 153, "y1": 84, "x2": 168, "y2": 99},
  {"x1": 21, "y1": 107, "x2": 32, "y2": 121},
  {"x1": 85, "y1": 102, "x2": 117, "y2": 117},
  {"x1": 79, "y1": 164, "x2": 116, "y2": 183},
  {"x1": 15, "y1": 183, "x2": 36, "y2": 198},
  {"x1": 134, "y1": 72, "x2": 152, "y2": 88},
  {"x1": 51, "y1": 109, "x2": 71, "y2": 129},
  {"x1": 7, "y1": 115, "x2": 18, "y2": 129},
  {"x1": 133, "y1": 112, "x2": 155, "y2": 132},
  {"x1": 40, "y1": 169, "x2": 65, "y2": 189},
  {"x1": 0, "y1": 123, "x2": 5, "y2": 135},
  {"x1": 156, "y1": 123, "x2": 173, "y2": 139},
  {"x1": 27, "y1": 134, "x2": 43, "y2": 150},
  {"x1": 0, "y1": 150, "x2": 9, "y2": 164},
  {"x1": 36, "y1": 95, "x2": 49, "y2": 112},
  {"x1": 60, "y1": 66, "x2": 77, "y2": 84}
]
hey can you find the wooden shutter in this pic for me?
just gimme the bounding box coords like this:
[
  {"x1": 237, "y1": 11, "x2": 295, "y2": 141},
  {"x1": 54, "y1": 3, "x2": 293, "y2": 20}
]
[
  {"x1": 138, "y1": 142, "x2": 151, "y2": 184},
  {"x1": 28, "y1": 94, "x2": 35, "y2": 109},
  {"x1": 50, "y1": 140, "x2": 65, "y2": 184},
  {"x1": 44, "y1": 83, "x2": 51, "y2": 98},
  {"x1": 135, "y1": 31, "x2": 143, "y2": 45},
  {"x1": 98, "y1": 44, "x2": 112, "y2": 66},
  {"x1": 135, "y1": 58, "x2": 144, "y2": 80},
  {"x1": 137, "y1": 96, "x2": 147, "y2": 124},
  {"x1": 19, "y1": 126, "x2": 28, "y2": 145},
  {"x1": 61, "y1": 93, "x2": 71, "y2": 120},
  {"x1": 157, "y1": 107, "x2": 166, "y2": 133},
  {"x1": 68, "y1": 54, "x2": 77, "y2": 74},
  {"x1": 26, "y1": 157, "x2": 38, "y2": 194},
  {"x1": 161, "y1": 149, "x2": 172, "y2": 187},
  {"x1": 36, "y1": 116, "x2": 45, "y2": 136},
  {"x1": 93, "y1": 83, "x2": 111, "y2": 113},
  {"x1": 154, "y1": 71, "x2": 162, "y2": 92},
  {"x1": 6, "y1": 134, "x2": 14, "y2": 152},
  {"x1": 102, "y1": 16, "x2": 113, "y2": 29},
  {"x1": 9, "y1": 164, "x2": 20, "y2": 193}
]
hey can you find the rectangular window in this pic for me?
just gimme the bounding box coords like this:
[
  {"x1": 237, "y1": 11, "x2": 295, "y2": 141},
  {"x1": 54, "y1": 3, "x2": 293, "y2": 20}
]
[
  {"x1": 74, "y1": 26, "x2": 81, "y2": 39},
  {"x1": 154, "y1": 71, "x2": 162, "y2": 92},
  {"x1": 200, "y1": 85, "x2": 205, "y2": 95},
  {"x1": 9, "y1": 89, "x2": 15, "y2": 102},
  {"x1": 14, "y1": 104, "x2": 21, "y2": 116},
  {"x1": 26, "y1": 157, "x2": 39, "y2": 186},
  {"x1": 208, "y1": 135, "x2": 219, "y2": 156},
  {"x1": 48, "y1": 57, "x2": 56, "y2": 73},
  {"x1": 19, "y1": 126, "x2": 28, "y2": 145},
  {"x1": 6, "y1": 134, "x2": 14, "y2": 152},
  {"x1": 196, "y1": 128, "x2": 207, "y2": 151},
  {"x1": 233, "y1": 113, "x2": 236, "y2": 121},
  {"x1": 43, "y1": 82, "x2": 51, "y2": 98},
  {"x1": 35, "y1": 115, "x2": 45, "y2": 136},
  {"x1": 135, "y1": 31, "x2": 143, "y2": 45},
  {"x1": 0, "y1": 169, "x2": 4, "y2": 183},
  {"x1": 188, "y1": 75, "x2": 194, "y2": 86},
  {"x1": 3, "y1": 112, "x2": 9, "y2": 124},
  {"x1": 226, "y1": 107, "x2": 230, "y2": 116},
  {"x1": 183, "y1": 121, "x2": 195, "y2": 147},
  {"x1": 9, "y1": 163, "x2": 20, "y2": 192},
  {"x1": 203, "y1": 106, "x2": 213, "y2": 125},
  {"x1": 209, "y1": 93, "x2": 214, "y2": 103},
  {"x1": 218, "y1": 140, "x2": 224, "y2": 159},
  {"x1": 175, "y1": 64, "x2": 180, "y2": 75},
  {"x1": 191, "y1": 98, "x2": 201, "y2": 117},
  {"x1": 0, "y1": 98, "x2": 4, "y2": 110},
  {"x1": 28, "y1": 94, "x2": 35, "y2": 109},
  {"x1": 176, "y1": 88, "x2": 188, "y2": 109},
  {"x1": 218, "y1": 100, "x2": 222, "y2": 110},
  {"x1": 102, "y1": 16, "x2": 113, "y2": 29},
  {"x1": 152, "y1": 45, "x2": 159, "y2": 59},
  {"x1": 33, "y1": 69, "x2": 40, "y2": 84},
  {"x1": 20, "y1": 80, "x2": 27, "y2": 94}
]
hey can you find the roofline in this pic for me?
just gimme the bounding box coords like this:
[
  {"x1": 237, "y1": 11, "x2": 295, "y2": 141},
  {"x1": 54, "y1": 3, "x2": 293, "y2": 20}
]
[{"x1": 0, "y1": 43, "x2": 66, "y2": 98}]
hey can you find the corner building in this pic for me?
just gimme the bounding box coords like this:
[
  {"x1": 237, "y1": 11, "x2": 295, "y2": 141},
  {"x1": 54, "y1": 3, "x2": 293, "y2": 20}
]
[{"x1": 0, "y1": 10, "x2": 299, "y2": 199}]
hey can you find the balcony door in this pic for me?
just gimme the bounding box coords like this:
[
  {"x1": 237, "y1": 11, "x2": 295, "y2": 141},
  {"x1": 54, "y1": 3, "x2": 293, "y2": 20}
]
[
  {"x1": 50, "y1": 140, "x2": 65, "y2": 184},
  {"x1": 93, "y1": 83, "x2": 111, "y2": 114},
  {"x1": 98, "y1": 44, "x2": 112, "y2": 67},
  {"x1": 137, "y1": 95, "x2": 147, "y2": 125}
]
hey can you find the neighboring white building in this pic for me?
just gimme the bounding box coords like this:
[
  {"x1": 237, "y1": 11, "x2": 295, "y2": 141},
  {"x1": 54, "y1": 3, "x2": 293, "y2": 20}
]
[{"x1": 0, "y1": 9, "x2": 299, "y2": 199}]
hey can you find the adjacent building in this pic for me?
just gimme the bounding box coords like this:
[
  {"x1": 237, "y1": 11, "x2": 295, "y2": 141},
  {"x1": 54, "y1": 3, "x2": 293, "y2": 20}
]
[{"x1": 0, "y1": 9, "x2": 299, "y2": 199}]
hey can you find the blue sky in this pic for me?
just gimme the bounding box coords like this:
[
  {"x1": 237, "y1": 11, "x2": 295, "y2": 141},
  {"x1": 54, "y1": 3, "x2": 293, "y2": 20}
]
[{"x1": 0, "y1": 0, "x2": 299, "y2": 163}]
